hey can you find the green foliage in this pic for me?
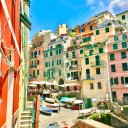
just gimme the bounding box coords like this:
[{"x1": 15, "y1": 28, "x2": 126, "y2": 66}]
[{"x1": 90, "y1": 113, "x2": 112, "y2": 125}]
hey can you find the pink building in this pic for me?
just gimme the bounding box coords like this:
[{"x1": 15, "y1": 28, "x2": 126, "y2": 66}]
[{"x1": 107, "y1": 32, "x2": 128, "y2": 103}]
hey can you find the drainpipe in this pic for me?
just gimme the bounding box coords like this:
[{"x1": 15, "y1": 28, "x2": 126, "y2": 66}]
[{"x1": 105, "y1": 41, "x2": 112, "y2": 102}]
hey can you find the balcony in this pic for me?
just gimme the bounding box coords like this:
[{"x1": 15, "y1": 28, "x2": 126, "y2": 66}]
[
  {"x1": 67, "y1": 76, "x2": 79, "y2": 81},
  {"x1": 90, "y1": 60, "x2": 105, "y2": 67},
  {"x1": 81, "y1": 74, "x2": 94, "y2": 80},
  {"x1": 32, "y1": 42, "x2": 43, "y2": 49},
  {"x1": 69, "y1": 65, "x2": 78, "y2": 71},
  {"x1": 20, "y1": 12, "x2": 31, "y2": 30},
  {"x1": 30, "y1": 65, "x2": 36, "y2": 69}
]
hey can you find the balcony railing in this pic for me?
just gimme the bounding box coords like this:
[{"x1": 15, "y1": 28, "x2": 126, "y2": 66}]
[
  {"x1": 69, "y1": 65, "x2": 78, "y2": 71},
  {"x1": 30, "y1": 65, "x2": 36, "y2": 69},
  {"x1": 67, "y1": 76, "x2": 79, "y2": 81},
  {"x1": 90, "y1": 60, "x2": 105, "y2": 67},
  {"x1": 81, "y1": 74, "x2": 94, "y2": 80}
]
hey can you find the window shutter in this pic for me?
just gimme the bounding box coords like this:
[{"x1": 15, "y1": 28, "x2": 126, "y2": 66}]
[
  {"x1": 110, "y1": 78, "x2": 113, "y2": 85},
  {"x1": 121, "y1": 77, "x2": 125, "y2": 84}
]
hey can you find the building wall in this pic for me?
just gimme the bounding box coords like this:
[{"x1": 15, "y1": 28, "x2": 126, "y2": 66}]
[
  {"x1": 116, "y1": 11, "x2": 128, "y2": 30},
  {"x1": 107, "y1": 32, "x2": 128, "y2": 101},
  {"x1": 0, "y1": 0, "x2": 21, "y2": 127}
]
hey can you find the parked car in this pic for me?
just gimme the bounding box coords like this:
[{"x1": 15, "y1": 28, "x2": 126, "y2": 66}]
[{"x1": 71, "y1": 104, "x2": 80, "y2": 110}]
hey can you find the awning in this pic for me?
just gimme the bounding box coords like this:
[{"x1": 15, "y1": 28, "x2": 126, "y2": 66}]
[{"x1": 59, "y1": 83, "x2": 80, "y2": 87}]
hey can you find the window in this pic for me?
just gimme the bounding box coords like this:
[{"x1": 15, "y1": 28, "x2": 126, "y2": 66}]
[
  {"x1": 105, "y1": 27, "x2": 109, "y2": 33},
  {"x1": 37, "y1": 60, "x2": 39, "y2": 65},
  {"x1": 110, "y1": 53, "x2": 115, "y2": 60},
  {"x1": 122, "y1": 15, "x2": 125, "y2": 20},
  {"x1": 83, "y1": 37, "x2": 90, "y2": 43},
  {"x1": 50, "y1": 46, "x2": 53, "y2": 49},
  {"x1": 97, "y1": 82, "x2": 102, "y2": 89},
  {"x1": 110, "y1": 78, "x2": 114, "y2": 85},
  {"x1": 85, "y1": 58, "x2": 89, "y2": 64},
  {"x1": 96, "y1": 68, "x2": 100, "y2": 74},
  {"x1": 114, "y1": 35, "x2": 118, "y2": 41},
  {"x1": 89, "y1": 49, "x2": 93, "y2": 55},
  {"x1": 46, "y1": 53, "x2": 48, "y2": 57},
  {"x1": 59, "y1": 70, "x2": 61, "y2": 76},
  {"x1": 122, "y1": 34, "x2": 127, "y2": 40},
  {"x1": 72, "y1": 51, "x2": 76, "y2": 58},
  {"x1": 37, "y1": 70, "x2": 39, "y2": 75},
  {"x1": 121, "y1": 51, "x2": 127, "y2": 59},
  {"x1": 80, "y1": 49, "x2": 83, "y2": 54},
  {"x1": 67, "y1": 73, "x2": 70, "y2": 78},
  {"x1": 52, "y1": 60, "x2": 54, "y2": 66},
  {"x1": 44, "y1": 72, "x2": 46, "y2": 77},
  {"x1": 56, "y1": 50, "x2": 58, "y2": 55},
  {"x1": 90, "y1": 83, "x2": 94, "y2": 90},
  {"x1": 99, "y1": 47, "x2": 103, "y2": 53},
  {"x1": 66, "y1": 53, "x2": 69, "y2": 58},
  {"x1": 81, "y1": 28, "x2": 85, "y2": 32},
  {"x1": 50, "y1": 51, "x2": 53, "y2": 56},
  {"x1": 90, "y1": 26, "x2": 93, "y2": 30},
  {"x1": 114, "y1": 77, "x2": 118, "y2": 85},
  {"x1": 73, "y1": 41, "x2": 76, "y2": 45},
  {"x1": 121, "y1": 77, "x2": 128, "y2": 84},
  {"x1": 113, "y1": 43, "x2": 118, "y2": 50},
  {"x1": 59, "y1": 59, "x2": 62, "y2": 65},
  {"x1": 111, "y1": 64, "x2": 116, "y2": 72},
  {"x1": 49, "y1": 61, "x2": 50, "y2": 67},
  {"x1": 67, "y1": 62, "x2": 69, "y2": 67},
  {"x1": 122, "y1": 63, "x2": 128, "y2": 71},
  {"x1": 45, "y1": 62, "x2": 48, "y2": 67},
  {"x1": 122, "y1": 42, "x2": 127, "y2": 48},
  {"x1": 96, "y1": 30, "x2": 99, "y2": 35},
  {"x1": 59, "y1": 49, "x2": 61, "y2": 54}
]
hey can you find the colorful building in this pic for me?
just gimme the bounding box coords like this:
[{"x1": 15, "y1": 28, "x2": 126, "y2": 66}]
[
  {"x1": 107, "y1": 32, "x2": 128, "y2": 102},
  {"x1": 29, "y1": 30, "x2": 55, "y2": 82},
  {"x1": 116, "y1": 10, "x2": 128, "y2": 30},
  {"x1": 43, "y1": 34, "x2": 71, "y2": 89},
  {"x1": 80, "y1": 12, "x2": 125, "y2": 103},
  {"x1": 0, "y1": 0, "x2": 21, "y2": 127}
]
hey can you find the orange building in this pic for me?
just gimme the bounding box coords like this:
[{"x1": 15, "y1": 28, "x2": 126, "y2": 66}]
[{"x1": 0, "y1": 0, "x2": 21, "y2": 127}]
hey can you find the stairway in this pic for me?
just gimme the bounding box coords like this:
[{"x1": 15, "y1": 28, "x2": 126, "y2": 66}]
[{"x1": 20, "y1": 101, "x2": 34, "y2": 128}]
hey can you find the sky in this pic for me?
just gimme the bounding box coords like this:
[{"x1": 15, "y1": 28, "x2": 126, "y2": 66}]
[{"x1": 29, "y1": 0, "x2": 128, "y2": 41}]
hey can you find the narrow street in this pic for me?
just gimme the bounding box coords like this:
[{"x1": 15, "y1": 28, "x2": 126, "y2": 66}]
[{"x1": 39, "y1": 107, "x2": 79, "y2": 128}]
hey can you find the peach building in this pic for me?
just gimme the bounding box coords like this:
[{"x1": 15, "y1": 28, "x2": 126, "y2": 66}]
[{"x1": 107, "y1": 32, "x2": 128, "y2": 102}]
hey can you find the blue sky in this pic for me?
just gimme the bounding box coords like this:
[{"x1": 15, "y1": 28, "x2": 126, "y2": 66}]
[{"x1": 29, "y1": 0, "x2": 128, "y2": 40}]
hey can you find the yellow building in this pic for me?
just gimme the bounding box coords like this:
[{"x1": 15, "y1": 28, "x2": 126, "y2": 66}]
[{"x1": 56, "y1": 24, "x2": 68, "y2": 37}]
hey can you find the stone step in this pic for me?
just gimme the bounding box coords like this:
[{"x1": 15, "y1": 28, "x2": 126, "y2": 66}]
[{"x1": 20, "y1": 124, "x2": 32, "y2": 128}]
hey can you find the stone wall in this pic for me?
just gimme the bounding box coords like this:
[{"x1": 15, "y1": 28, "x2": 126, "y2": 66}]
[{"x1": 111, "y1": 115, "x2": 128, "y2": 128}]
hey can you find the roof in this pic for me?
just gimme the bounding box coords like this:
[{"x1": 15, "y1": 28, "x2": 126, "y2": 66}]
[{"x1": 116, "y1": 10, "x2": 128, "y2": 16}]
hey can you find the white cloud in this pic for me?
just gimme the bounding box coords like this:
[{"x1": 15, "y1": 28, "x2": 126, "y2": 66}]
[
  {"x1": 108, "y1": 0, "x2": 128, "y2": 14},
  {"x1": 86, "y1": 0, "x2": 95, "y2": 5}
]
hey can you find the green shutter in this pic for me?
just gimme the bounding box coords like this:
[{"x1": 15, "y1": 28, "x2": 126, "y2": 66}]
[
  {"x1": 121, "y1": 77, "x2": 125, "y2": 84},
  {"x1": 67, "y1": 73, "x2": 70, "y2": 78},
  {"x1": 80, "y1": 49, "x2": 83, "y2": 54},
  {"x1": 66, "y1": 53, "x2": 69, "y2": 58},
  {"x1": 114, "y1": 77, "x2": 118, "y2": 85},
  {"x1": 85, "y1": 58, "x2": 89, "y2": 64},
  {"x1": 49, "y1": 61, "x2": 50, "y2": 67},
  {"x1": 121, "y1": 52, "x2": 126, "y2": 59},
  {"x1": 50, "y1": 51, "x2": 52, "y2": 56},
  {"x1": 96, "y1": 30, "x2": 99, "y2": 35},
  {"x1": 59, "y1": 59, "x2": 61, "y2": 65},
  {"x1": 122, "y1": 63, "x2": 128, "y2": 71},
  {"x1": 110, "y1": 53, "x2": 115, "y2": 60},
  {"x1": 52, "y1": 60, "x2": 54, "y2": 66},
  {"x1": 59, "y1": 49, "x2": 61, "y2": 54},
  {"x1": 122, "y1": 42, "x2": 127, "y2": 48},
  {"x1": 56, "y1": 50, "x2": 58, "y2": 55},
  {"x1": 122, "y1": 34, "x2": 127, "y2": 40},
  {"x1": 113, "y1": 43, "x2": 118, "y2": 50},
  {"x1": 114, "y1": 35, "x2": 118, "y2": 41},
  {"x1": 59, "y1": 70, "x2": 61, "y2": 76},
  {"x1": 99, "y1": 48, "x2": 103, "y2": 53},
  {"x1": 110, "y1": 78, "x2": 114, "y2": 85},
  {"x1": 96, "y1": 68, "x2": 100, "y2": 74},
  {"x1": 89, "y1": 49, "x2": 93, "y2": 55},
  {"x1": 67, "y1": 62, "x2": 69, "y2": 67},
  {"x1": 105, "y1": 27, "x2": 109, "y2": 33},
  {"x1": 37, "y1": 70, "x2": 39, "y2": 75},
  {"x1": 73, "y1": 41, "x2": 76, "y2": 44},
  {"x1": 111, "y1": 64, "x2": 116, "y2": 72},
  {"x1": 72, "y1": 51, "x2": 76, "y2": 58}
]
